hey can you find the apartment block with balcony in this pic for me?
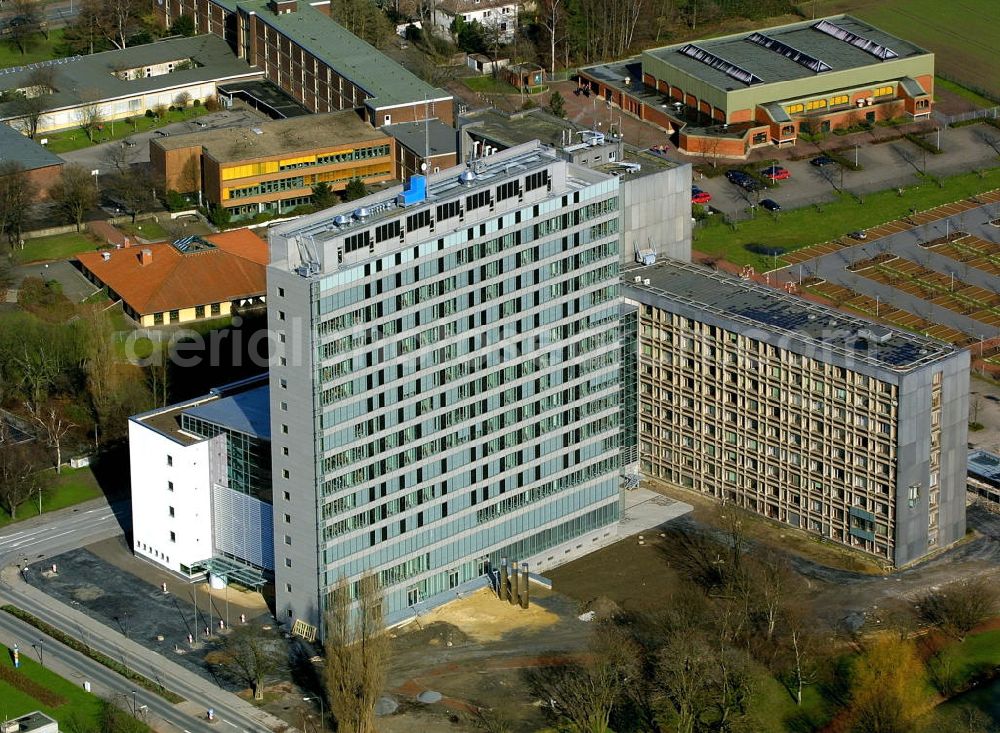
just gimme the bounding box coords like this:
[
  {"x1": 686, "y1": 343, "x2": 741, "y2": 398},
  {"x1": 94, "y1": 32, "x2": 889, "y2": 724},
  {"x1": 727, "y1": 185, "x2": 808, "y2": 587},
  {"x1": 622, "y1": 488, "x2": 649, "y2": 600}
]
[{"x1": 625, "y1": 260, "x2": 968, "y2": 567}]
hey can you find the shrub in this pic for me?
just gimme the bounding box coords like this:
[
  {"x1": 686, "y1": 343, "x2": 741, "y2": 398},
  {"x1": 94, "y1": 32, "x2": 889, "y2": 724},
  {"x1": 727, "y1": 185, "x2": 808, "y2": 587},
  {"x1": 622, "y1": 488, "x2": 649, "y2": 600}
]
[
  {"x1": 745, "y1": 243, "x2": 785, "y2": 256},
  {"x1": 163, "y1": 189, "x2": 189, "y2": 212},
  {"x1": 905, "y1": 133, "x2": 943, "y2": 154},
  {"x1": 204, "y1": 97, "x2": 221, "y2": 112},
  {"x1": 144, "y1": 109, "x2": 155, "y2": 118}
]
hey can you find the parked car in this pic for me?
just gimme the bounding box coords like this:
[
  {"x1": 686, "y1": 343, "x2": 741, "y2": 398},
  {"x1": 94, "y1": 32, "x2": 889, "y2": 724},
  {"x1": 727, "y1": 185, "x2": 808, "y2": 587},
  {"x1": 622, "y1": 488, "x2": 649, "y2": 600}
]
[
  {"x1": 725, "y1": 169, "x2": 750, "y2": 184},
  {"x1": 123, "y1": 139, "x2": 136, "y2": 147},
  {"x1": 193, "y1": 120, "x2": 208, "y2": 128},
  {"x1": 154, "y1": 130, "x2": 170, "y2": 137},
  {"x1": 691, "y1": 187, "x2": 712, "y2": 204},
  {"x1": 761, "y1": 198, "x2": 781, "y2": 212},
  {"x1": 810, "y1": 155, "x2": 835, "y2": 167},
  {"x1": 848, "y1": 230, "x2": 868, "y2": 240},
  {"x1": 761, "y1": 165, "x2": 790, "y2": 180}
]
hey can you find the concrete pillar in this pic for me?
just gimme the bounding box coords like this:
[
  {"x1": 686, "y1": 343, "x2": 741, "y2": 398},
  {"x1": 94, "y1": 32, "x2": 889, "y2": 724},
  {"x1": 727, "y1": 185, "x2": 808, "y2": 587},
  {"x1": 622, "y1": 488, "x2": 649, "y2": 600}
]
[
  {"x1": 509, "y1": 560, "x2": 519, "y2": 606},
  {"x1": 521, "y1": 563, "x2": 529, "y2": 609},
  {"x1": 499, "y1": 557, "x2": 508, "y2": 601}
]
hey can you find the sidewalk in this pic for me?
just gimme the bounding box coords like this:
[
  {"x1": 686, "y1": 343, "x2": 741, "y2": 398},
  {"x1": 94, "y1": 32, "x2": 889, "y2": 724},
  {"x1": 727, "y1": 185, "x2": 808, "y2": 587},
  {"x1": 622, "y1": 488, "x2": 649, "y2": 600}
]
[{"x1": 0, "y1": 564, "x2": 298, "y2": 732}]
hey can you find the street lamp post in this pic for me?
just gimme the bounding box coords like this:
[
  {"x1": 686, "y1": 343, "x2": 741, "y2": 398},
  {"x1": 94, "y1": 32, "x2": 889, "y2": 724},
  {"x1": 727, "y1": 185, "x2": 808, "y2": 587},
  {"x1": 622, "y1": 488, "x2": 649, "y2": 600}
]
[
  {"x1": 36, "y1": 639, "x2": 44, "y2": 667},
  {"x1": 303, "y1": 696, "x2": 325, "y2": 733},
  {"x1": 131, "y1": 690, "x2": 138, "y2": 717},
  {"x1": 854, "y1": 144, "x2": 859, "y2": 168}
]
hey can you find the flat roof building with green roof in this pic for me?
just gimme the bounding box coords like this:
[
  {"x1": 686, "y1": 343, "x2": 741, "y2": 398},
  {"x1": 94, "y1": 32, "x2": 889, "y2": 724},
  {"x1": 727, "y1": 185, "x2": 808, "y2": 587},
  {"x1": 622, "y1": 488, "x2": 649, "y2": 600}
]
[
  {"x1": 580, "y1": 15, "x2": 933, "y2": 158},
  {"x1": 157, "y1": 0, "x2": 453, "y2": 126}
]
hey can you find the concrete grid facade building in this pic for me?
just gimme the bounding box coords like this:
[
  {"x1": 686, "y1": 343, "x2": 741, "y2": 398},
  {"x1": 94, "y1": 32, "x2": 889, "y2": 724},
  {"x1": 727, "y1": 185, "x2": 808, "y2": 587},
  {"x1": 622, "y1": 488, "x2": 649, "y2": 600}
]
[
  {"x1": 267, "y1": 141, "x2": 625, "y2": 629},
  {"x1": 626, "y1": 260, "x2": 968, "y2": 567}
]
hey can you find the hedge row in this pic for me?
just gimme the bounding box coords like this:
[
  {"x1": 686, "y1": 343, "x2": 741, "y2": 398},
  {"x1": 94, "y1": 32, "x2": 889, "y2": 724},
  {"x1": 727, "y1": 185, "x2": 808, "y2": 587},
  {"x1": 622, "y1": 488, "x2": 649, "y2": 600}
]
[
  {"x1": 1, "y1": 605, "x2": 185, "y2": 704},
  {"x1": 904, "y1": 133, "x2": 944, "y2": 155}
]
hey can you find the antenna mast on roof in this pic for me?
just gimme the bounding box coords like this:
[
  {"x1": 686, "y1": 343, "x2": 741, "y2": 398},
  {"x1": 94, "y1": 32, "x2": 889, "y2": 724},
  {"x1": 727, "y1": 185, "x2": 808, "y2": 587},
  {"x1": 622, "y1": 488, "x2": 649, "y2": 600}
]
[{"x1": 424, "y1": 94, "x2": 430, "y2": 174}]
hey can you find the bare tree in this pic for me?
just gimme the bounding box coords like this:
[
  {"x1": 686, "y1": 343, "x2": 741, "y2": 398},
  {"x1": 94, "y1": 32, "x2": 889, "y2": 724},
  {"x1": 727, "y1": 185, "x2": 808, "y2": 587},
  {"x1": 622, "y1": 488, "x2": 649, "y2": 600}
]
[
  {"x1": 324, "y1": 573, "x2": 389, "y2": 733},
  {"x1": 655, "y1": 634, "x2": 715, "y2": 733},
  {"x1": 26, "y1": 400, "x2": 75, "y2": 474},
  {"x1": 917, "y1": 578, "x2": 998, "y2": 641},
  {"x1": 537, "y1": 0, "x2": 563, "y2": 76},
  {"x1": 205, "y1": 624, "x2": 281, "y2": 701},
  {"x1": 102, "y1": 0, "x2": 141, "y2": 50},
  {"x1": 103, "y1": 142, "x2": 136, "y2": 175},
  {"x1": 76, "y1": 91, "x2": 105, "y2": 142},
  {"x1": 6, "y1": 0, "x2": 43, "y2": 54},
  {"x1": 108, "y1": 168, "x2": 154, "y2": 224},
  {"x1": 9, "y1": 94, "x2": 48, "y2": 139},
  {"x1": 0, "y1": 424, "x2": 43, "y2": 520},
  {"x1": 0, "y1": 160, "x2": 38, "y2": 251},
  {"x1": 50, "y1": 164, "x2": 98, "y2": 232},
  {"x1": 16, "y1": 345, "x2": 60, "y2": 407},
  {"x1": 529, "y1": 625, "x2": 638, "y2": 733}
]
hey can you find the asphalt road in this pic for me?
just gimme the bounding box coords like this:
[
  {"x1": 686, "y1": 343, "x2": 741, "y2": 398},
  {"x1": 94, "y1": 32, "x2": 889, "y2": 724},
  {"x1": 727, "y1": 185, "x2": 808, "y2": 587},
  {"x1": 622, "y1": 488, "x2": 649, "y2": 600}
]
[{"x1": 0, "y1": 500, "x2": 293, "y2": 732}]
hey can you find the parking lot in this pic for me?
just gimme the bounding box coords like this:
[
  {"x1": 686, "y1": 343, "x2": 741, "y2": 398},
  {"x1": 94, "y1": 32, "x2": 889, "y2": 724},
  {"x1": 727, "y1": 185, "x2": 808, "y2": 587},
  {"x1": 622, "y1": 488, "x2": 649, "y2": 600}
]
[{"x1": 690, "y1": 123, "x2": 1000, "y2": 219}]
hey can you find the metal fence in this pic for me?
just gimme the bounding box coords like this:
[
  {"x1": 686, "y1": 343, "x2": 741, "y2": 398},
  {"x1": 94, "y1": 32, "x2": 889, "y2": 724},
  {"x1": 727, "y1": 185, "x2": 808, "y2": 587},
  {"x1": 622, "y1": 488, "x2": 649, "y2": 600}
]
[{"x1": 937, "y1": 106, "x2": 1000, "y2": 126}]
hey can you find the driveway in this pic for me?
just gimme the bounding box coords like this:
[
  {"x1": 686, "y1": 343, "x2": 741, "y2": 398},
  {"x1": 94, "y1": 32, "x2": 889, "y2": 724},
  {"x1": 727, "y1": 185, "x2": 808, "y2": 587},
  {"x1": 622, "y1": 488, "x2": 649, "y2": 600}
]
[
  {"x1": 58, "y1": 108, "x2": 270, "y2": 172},
  {"x1": 690, "y1": 123, "x2": 1000, "y2": 218}
]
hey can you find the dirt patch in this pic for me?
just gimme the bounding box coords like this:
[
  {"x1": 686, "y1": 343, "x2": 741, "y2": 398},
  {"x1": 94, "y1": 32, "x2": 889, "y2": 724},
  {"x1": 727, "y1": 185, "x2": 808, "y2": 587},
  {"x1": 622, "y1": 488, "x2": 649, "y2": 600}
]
[
  {"x1": 408, "y1": 587, "x2": 561, "y2": 644},
  {"x1": 71, "y1": 584, "x2": 105, "y2": 602}
]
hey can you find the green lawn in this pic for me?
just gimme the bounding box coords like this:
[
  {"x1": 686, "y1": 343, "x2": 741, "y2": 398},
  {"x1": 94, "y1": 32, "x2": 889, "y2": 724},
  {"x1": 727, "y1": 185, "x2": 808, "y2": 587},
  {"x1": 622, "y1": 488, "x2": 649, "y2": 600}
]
[
  {"x1": 0, "y1": 643, "x2": 103, "y2": 725},
  {"x1": 17, "y1": 232, "x2": 101, "y2": 264},
  {"x1": 936, "y1": 77, "x2": 998, "y2": 110},
  {"x1": 750, "y1": 672, "x2": 831, "y2": 733},
  {"x1": 942, "y1": 629, "x2": 1000, "y2": 687},
  {"x1": 118, "y1": 219, "x2": 170, "y2": 242},
  {"x1": 0, "y1": 29, "x2": 67, "y2": 69},
  {"x1": 0, "y1": 466, "x2": 104, "y2": 528},
  {"x1": 463, "y1": 75, "x2": 519, "y2": 95},
  {"x1": 694, "y1": 167, "x2": 1000, "y2": 271},
  {"x1": 44, "y1": 105, "x2": 213, "y2": 154}
]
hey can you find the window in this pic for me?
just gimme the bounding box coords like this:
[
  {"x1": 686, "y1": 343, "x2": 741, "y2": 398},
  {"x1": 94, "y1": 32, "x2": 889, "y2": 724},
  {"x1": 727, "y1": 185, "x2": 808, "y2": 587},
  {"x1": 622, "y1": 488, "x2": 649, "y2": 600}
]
[
  {"x1": 284, "y1": 513, "x2": 291, "y2": 523},
  {"x1": 278, "y1": 310, "x2": 285, "y2": 321},
  {"x1": 169, "y1": 506, "x2": 175, "y2": 517},
  {"x1": 874, "y1": 85, "x2": 893, "y2": 97},
  {"x1": 166, "y1": 455, "x2": 173, "y2": 466},
  {"x1": 805, "y1": 99, "x2": 827, "y2": 111},
  {"x1": 285, "y1": 583, "x2": 292, "y2": 592},
  {"x1": 785, "y1": 103, "x2": 804, "y2": 115},
  {"x1": 195, "y1": 305, "x2": 205, "y2": 318},
  {"x1": 345, "y1": 231, "x2": 370, "y2": 253},
  {"x1": 375, "y1": 220, "x2": 401, "y2": 243},
  {"x1": 168, "y1": 481, "x2": 173, "y2": 491},
  {"x1": 406, "y1": 209, "x2": 431, "y2": 232},
  {"x1": 830, "y1": 94, "x2": 849, "y2": 106},
  {"x1": 285, "y1": 558, "x2": 292, "y2": 567},
  {"x1": 466, "y1": 190, "x2": 490, "y2": 211},
  {"x1": 283, "y1": 491, "x2": 290, "y2": 501},
  {"x1": 170, "y1": 531, "x2": 176, "y2": 542},
  {"x1": 282, "y1": 469, "x2": 290, "y2": 479},
  {"x1": 169, "y1": 310, "x2": 179, "y2": 323},
  {"x1": 153, "y1": 312, "x2": 163, "y2": 325},
  {"x1": 281, "y1": 424, "x2": 288, "y2": 434},
  {"x1": 282, "y1": 447, "x2": 289, "y2": 456},
  {"x1": 211, "y1": 303, "x2": 221, "y2": 316},
  {"x1": 280, "y1": 378, "x2": 287, "y2": 389},
  {"x1": 525, "y1": 170, "x2": 549, "y2": 191},
  {"x1": 436, "y1": 200, "x2": 460, "y2": 221},
  {"x1": 496, "y1": 180, "x2": 520, "y2": 201},
  {"x1": 277, "y1": 287, "x2": 285, "y2": 297},
  {"x1": 280, "y1": 401, "x2": 288, "y2": 411},
  {"x1": 284, "y1": 535, "x2": 292, "y2": 545},
  {"x1": 384, "y1": 114, "x2": 391, "y2": 124}
]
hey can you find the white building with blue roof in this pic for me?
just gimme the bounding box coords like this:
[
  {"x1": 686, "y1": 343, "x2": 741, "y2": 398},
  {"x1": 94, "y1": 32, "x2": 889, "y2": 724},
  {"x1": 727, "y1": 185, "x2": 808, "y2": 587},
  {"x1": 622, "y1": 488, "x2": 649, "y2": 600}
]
[{"x1": 128, "y1": 375, "x2": 273, "y2": 587}]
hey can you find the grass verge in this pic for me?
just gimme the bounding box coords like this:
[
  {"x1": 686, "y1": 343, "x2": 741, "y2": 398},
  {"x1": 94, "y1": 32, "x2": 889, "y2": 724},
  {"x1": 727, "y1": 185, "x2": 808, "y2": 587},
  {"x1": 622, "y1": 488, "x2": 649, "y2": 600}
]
[
  {"x1": 0, "y1": 466, "x2": 104, "y2": 528},
  {"x1": 118, "y1": 219, "x2": 170, "y2": 242},
  {"x1": 1, "y1": 605, "x2": 186, "y2": 704},
  {"x1": 0, "y1": 641, "x2": 103, "y2": 724},
  {"x1": 936, "y1": 77, "x2": 998, "y2": 110},
  {"x1": 693, "y1": 167, "x2": 1000, "y2": 271}
]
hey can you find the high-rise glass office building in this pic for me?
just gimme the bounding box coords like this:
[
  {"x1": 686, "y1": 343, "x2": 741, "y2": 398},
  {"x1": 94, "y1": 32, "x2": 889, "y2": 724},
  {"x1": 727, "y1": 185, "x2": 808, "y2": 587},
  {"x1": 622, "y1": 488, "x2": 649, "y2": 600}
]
[{"x1": 267, "y1": 142, "x2": 625, "y2": 629}]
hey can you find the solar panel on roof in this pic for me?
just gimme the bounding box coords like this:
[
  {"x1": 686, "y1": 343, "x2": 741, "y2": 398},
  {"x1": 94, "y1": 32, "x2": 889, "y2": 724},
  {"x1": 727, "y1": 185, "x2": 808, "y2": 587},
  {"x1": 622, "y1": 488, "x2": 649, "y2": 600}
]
[
  {"x1": 678, "y1": 44, "x2": 763, "y2": 86},
  {"x1": 812, "y1": 19, "x2": 898, "y2": 60},
  {"x1": 746, "y1": 32, "x2": 831, "y2": 73}
]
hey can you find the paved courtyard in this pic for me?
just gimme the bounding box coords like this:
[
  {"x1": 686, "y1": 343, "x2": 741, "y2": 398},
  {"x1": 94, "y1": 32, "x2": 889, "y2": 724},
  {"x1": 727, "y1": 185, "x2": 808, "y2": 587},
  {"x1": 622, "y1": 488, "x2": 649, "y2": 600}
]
[{"x1": 25, "y1": 537, "x2": 273, "y2": 690}]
